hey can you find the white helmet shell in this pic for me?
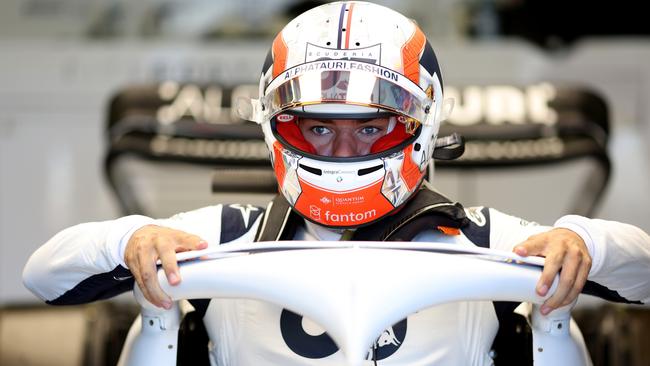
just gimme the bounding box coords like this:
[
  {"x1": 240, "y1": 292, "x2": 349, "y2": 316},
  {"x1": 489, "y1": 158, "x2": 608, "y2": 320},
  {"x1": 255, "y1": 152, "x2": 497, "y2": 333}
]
[{"x1": 245, "y1": 1, "x2": 446, "y2": 228}]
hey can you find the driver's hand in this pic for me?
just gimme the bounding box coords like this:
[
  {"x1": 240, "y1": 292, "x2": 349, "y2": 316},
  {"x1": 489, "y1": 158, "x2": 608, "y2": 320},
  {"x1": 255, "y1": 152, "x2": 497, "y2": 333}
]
[
  {"x1": 125, "y1": 225, "x2": 208, "y2": 309},
  {"x1": 513, "y1": 228, "x2": 591, "y2": 315}
]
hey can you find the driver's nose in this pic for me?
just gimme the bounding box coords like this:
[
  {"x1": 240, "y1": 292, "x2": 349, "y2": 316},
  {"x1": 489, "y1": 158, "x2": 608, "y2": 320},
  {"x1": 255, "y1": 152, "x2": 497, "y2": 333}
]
[{"x1": 331, "y1": 134, "x2": 357, "y2": 157}]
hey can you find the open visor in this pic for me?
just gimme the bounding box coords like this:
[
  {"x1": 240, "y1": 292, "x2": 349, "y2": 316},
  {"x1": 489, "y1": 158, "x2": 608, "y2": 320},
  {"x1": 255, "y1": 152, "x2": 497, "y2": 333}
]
[
  {"x1": 272, "y1": 113, "x2": 420, "y2": 157},
  {"x1": 239, "y1": 61, "x2": 438, "y2": 126}
]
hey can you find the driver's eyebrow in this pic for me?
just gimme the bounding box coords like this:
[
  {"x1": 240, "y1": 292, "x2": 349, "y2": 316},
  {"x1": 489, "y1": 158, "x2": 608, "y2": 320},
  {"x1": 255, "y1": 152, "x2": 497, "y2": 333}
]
[
  {"x1": 357, "y1": 118, "x2": 376, "y2": 124},
  {"x1": 311, "y1": 119, "x2": 334, "y2": 124}
]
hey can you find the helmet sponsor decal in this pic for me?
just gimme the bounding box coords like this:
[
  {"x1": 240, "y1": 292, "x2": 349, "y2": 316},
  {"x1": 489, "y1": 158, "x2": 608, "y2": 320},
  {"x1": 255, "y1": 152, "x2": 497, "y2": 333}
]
[
  {"x1": 322, "y1": 169, "x2": 356, "y2": 175},
  {"x1": 295, "y1": 177, "x2": 394, "y2": 227},
  {"x1": 334, "y1": 195, "x2": 365, "y2": 205},
  {"x1": 319, "y1": 195, "x2": 369, "y2": 206},
  {"x1": 309, "y1": 203, "x2": 376, "y2": 225},
  {"x1": 280, "y1": 60, "x2": 400, "y2": 84},
  {"x1": 324, "y1": 208, "x2": 377, "y2": 224},
  {"x1": 305, "y1": 43, "x2": 382, "y2": 64},
  {"x1": 309, "y1": 205, "x2": 322, "y2": 220},
  {"x1": 276, "y1": 113, "x2": 296, "y2": 123}
]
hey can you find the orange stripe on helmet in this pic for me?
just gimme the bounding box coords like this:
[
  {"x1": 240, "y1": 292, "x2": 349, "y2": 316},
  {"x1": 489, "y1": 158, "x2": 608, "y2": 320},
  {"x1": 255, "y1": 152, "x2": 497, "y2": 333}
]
[
  {"x1": 401, "y1": 25, "x2": 426, "y2": 84},
  {"x1": 400, "y1": 144, "x2": 424, "y2": 190},
  {"x1": 273, "y1": 141, "x2": 286, "y2": 189},
  {"x1": 344, "y1": 2, "x2": 355, "y2": 49},
  {"x1": 272, "y1": 32, "x2": 289, "y2": 78}
]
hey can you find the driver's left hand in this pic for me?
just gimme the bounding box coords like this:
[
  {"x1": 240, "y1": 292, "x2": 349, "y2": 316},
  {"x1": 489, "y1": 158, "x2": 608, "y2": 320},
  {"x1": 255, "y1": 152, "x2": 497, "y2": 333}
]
[{"x1": 513, "y1": 228, "x2": 592, "y2": 315}]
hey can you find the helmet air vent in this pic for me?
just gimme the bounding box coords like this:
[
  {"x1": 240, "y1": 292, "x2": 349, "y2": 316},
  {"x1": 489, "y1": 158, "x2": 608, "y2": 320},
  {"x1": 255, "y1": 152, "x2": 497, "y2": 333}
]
[
  {"x1": 299, "y1": 164, "x2": 322, "y2": 176},
  {"x1": 358, "y1": 164, "x2": 384, "y2": 176}
]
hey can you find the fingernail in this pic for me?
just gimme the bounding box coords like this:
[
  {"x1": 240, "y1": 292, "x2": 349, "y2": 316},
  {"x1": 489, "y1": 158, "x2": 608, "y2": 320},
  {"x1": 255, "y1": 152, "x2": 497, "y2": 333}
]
[
  {"x1": 161, "y1": 300, "x2": 172, "y2": 309},
  {"x1": 168, "y1": 272, "x2": 179, "y2": 284},
  {"x1": 514, "y1": 246, "x2": 526, "y2": 256},
  {"x1": 540, "y1": 305, "x2": 551, "y2": 315},
  {"x1": 198, "y1": 241, "x2": 208, "y2": 249},
  {"x1": 537, "y1": 284, "x2": 549, "y2": 296}
]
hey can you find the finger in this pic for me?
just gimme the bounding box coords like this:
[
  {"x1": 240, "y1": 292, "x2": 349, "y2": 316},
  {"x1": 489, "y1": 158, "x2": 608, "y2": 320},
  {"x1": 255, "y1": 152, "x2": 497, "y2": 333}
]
[
  {"x1": 560, "y1": 256, "x2": 591, "y2": 307},
  {"x1": 153, "y1": 234, "x2": 207, "y2": 298},
  {"x1": 157, "y1": 237, "x2": 182, "y2": 286},
  {"x1": 173, "y1": 236, "x2": 208, "y2": 261},
  {"x1": 174, "y1": 232, "x2": 208, "y2": 251},
  {"x1": 536, "y1": 246, "x2": 566, "y2": 297},
  {"x1": 137, "y1": 245, "x2": 171, "y2": 309},
  {"x1": 131, "y1": 252, "x2": 156, "y2": 308},
  {"x1": 514, "y1": 234, "x2": 547, "y2": 257},
  {"x1": 196, "y1": 240, "x2": 208, "y2": 250},
  {"x1": 542, "y1": 248, "x2": 580, "y2": 314}
]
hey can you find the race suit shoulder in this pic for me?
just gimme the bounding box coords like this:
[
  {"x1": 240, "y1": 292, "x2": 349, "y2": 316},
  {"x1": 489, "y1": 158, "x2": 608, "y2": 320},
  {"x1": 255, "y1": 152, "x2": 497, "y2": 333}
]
[{"x1": 22, "y1": 204, "x2": 264, "y2": 305}]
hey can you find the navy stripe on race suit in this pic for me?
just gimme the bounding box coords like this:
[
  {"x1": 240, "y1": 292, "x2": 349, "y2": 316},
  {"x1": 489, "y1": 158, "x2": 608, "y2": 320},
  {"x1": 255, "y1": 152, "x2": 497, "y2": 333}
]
[
  {"x1": 582, "y1": 281, "x2": 642, "y2": 304},
  {"x1": 219, "y1": 204, "x2": 264, "y2": 244},
  {"x1": 461, "y1": 207, "x2": 491, "y2": 248},
  {"x1": 47, "y1": 265, "x2": 134, "y2": 305}
]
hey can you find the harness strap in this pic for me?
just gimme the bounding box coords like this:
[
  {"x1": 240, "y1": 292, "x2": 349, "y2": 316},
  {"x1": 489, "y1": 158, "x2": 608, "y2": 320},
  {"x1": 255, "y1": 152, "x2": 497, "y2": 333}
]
[
  {"x1": 351, "y1": 188, "x2": 468, "y2": 242},
  {"x1": 255, "y1": 194, "x2": 301, "y2": 242}
]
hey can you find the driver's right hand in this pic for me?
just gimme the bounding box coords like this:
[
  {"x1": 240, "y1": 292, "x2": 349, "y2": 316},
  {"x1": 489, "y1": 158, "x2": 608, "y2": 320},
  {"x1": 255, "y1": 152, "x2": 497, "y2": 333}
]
[{"x1": 124, "y1": 224, "x2": 208, "y2": 309}]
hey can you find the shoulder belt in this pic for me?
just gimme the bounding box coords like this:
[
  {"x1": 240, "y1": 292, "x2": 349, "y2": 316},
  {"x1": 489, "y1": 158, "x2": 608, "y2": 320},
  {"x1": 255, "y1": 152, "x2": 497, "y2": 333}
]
[
  {"x1": 255, "y1": 188, "x2": 468, "y2": 242},
  {"x1": 351, "y1": 188, "x2": 468, "y2": 241},
  {"x1": 254, "y1": 194, "x2": 300, "y2": 242}
]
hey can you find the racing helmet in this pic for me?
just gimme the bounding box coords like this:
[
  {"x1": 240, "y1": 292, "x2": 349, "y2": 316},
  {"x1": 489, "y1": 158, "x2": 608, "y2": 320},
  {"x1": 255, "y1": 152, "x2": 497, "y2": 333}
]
[{"x1": 240, "y1": 1, "x2": 450, "y2": 228}]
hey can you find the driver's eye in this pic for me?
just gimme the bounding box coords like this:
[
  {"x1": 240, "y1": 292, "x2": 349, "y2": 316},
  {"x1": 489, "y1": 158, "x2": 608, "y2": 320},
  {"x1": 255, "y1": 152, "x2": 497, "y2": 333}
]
[
  {"x1": 311, "y1": 126, "x2": 331, "y2": 135},
  {"x1": 360, "y1": 126, "x2": 381, "y2": 135}
]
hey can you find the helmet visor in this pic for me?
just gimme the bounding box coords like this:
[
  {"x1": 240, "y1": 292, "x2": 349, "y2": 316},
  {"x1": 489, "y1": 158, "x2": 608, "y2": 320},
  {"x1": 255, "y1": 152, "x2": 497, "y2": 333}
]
[
  {"x1": 273, "y1": 114, "x2": 420, "y2": 158},
  {"x1": 260, "y1": 61, "x2": 436, "y2": 126}
]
